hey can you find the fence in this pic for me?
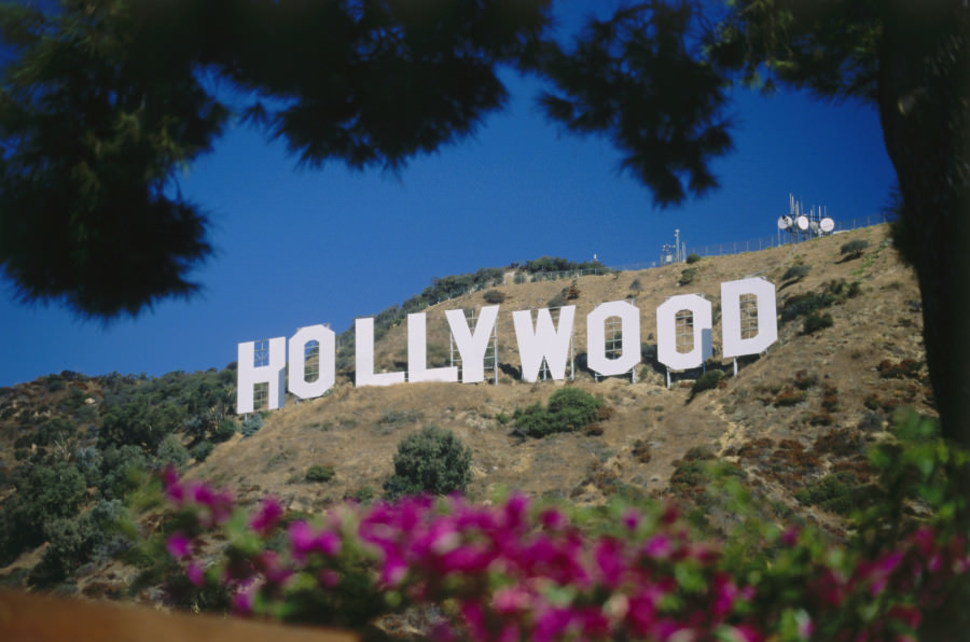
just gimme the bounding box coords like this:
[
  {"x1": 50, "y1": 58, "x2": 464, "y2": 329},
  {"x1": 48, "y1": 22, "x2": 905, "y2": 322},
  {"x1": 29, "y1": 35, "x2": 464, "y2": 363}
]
[{"x1": 611, "y1": 214, "x2": 888, "y2": 272}]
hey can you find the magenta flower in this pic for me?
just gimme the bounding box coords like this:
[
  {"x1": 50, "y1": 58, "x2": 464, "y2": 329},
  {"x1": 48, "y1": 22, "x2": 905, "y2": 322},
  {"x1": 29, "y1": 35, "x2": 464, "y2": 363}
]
[
  {"x1": 643, "y1": 534, "x2": 671, "y2": 559},
  {"x1": 314, "y1": 531, "x2": 341, "y2": 557},
  {"x1": 381, "y1": 552, "x2": 408, "y2": 586},
  {"x1": 594, "y1": 537, "x2": 626, "y2": 588},
  {"x1": 622, "y1": 509, "x2": 640, "y2": 531},
  {"x1": 232, "y1": 589, "x2": 254, "y2": 615},
  {"x1": 492, "y1": 586, "x2": 531, "y2": 615},
  {"x1": 319, "y1": 569, "x2": 340, "y2": 588},
  {"x1": 288, "y1": 520, "x2": 315, "y2": 557},
  {"x1": 539, "y1": 507, "x2": 567, "y2": 530},
  {"x1": 250, "y1": 496, "x2": 283, "y2": 535},
  {"x1": 166, "y1": 532, "x2": 192, "y2": 559},
  {"x1": 186, "y1": 561, "x2": 204, "y2": 587},
  {"x1": 190, "y1": 481, "x2": 215, "y2": 506}
]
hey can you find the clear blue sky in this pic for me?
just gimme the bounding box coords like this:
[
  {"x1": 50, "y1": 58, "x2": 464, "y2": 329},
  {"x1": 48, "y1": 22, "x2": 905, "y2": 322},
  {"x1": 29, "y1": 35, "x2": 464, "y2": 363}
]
[{"x1": 0, "y1": 7, "x2": 895, "y2": 387}]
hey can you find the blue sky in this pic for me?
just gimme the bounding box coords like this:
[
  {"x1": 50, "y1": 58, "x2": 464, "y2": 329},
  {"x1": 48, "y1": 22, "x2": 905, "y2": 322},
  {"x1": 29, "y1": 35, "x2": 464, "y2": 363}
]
[{"x1": 0, "y1": 7, "x2": 896, "y2": 387}]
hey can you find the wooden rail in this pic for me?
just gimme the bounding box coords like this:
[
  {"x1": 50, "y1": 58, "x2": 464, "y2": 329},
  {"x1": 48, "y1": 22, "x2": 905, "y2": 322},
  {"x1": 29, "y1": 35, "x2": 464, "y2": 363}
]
[{"x1": 0, "y1": 589, "x2": 359, "y2": 642}]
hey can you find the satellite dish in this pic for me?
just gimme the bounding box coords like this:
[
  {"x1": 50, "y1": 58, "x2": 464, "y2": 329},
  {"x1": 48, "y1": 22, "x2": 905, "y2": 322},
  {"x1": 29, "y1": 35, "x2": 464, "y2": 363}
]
[
  {"x1": 777, "y1": 216, "x2": 792, "y2": 230},
  {"x1": 820, "y1": 217, "x2": 835, "y2": 233},
  {"x1": 796, "y1": 215, "x2": 809, "y2": 231}
]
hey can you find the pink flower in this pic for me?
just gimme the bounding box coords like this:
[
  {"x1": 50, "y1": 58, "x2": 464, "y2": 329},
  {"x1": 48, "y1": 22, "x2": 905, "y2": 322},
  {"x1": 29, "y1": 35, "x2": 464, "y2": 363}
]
[
  {"x1": 190, "y1": 482, "x2": 215, "y2": 506},
  {"x1": 644, "y1": 534, "x2": 671, "y2": 559},
  {"x1": 622, "y1": 509, "x2": 640, "y2": 531},
  {"x1": 780, "y1": 526, "x2": 800, "y2": 547},
  {"x1": 381, "y1": 553, "x2": 408, "y2": 586},
  {"x1": 594, "y1": 537, "x2": 626, "y2": 588},
  {"x1": 539, "y1": 507, "x2": 567, "y2": 530},
  {"x1": 320, "y1": 569, "x2": 340, "y2": 588},
  {"x1": 288, "y1": 520, "x2": 315, "y2": 557},
  {"x1": 250, "y1": 496, "x2": 283, "y2": 535},
  {"x1": 186, "y1": 561, "x2": 204, "y2": 587},
  {"x1": 503, "y1": 494, "x2": 530, "y2": 532},
  {"x1": 232, "y1": 589, "x2": 254, "y2": 615},
  {"x1": 314, "y1": 531, "x2": 341, "y2": 556},
  {"x1": 166, "y1": 532, "x2": 192, "y2": 559},
  {"x1": 161, "y1": 466, "x2": 184, "y2": 505},
  {"x1": 492, "y1": 586, "x2": 531, "y2": 615}
]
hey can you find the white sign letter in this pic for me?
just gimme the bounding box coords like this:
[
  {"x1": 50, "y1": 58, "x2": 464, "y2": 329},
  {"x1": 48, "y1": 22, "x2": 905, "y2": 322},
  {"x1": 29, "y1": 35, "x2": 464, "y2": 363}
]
[
  {"x1": 587, "y1": 300, "x2": 641, "y2": 377},
  {"x1": 513, "y1": 306, "x2": 575, "y2": 382},
  {"x1": 237, "y1": 337, "x2": 286, "y2": 413},
  {"x1": 288, "y1": 325, "x2": 336, "y2": 399},
  {"x1": 355, "y1": 317, "x2": 406, "y2": 387},
  {"x1": 656, "y1": 294, "x2": 713, "y2": 370},
  {"x1": 721, "y1": 277, "x2": 777, "y2": 358},
  {"x1": 445, "y1": 305, "x2": 499, "y2": 383},
  {"x1": 407, "y1": 312, "x2": 459, "y2": 383}
]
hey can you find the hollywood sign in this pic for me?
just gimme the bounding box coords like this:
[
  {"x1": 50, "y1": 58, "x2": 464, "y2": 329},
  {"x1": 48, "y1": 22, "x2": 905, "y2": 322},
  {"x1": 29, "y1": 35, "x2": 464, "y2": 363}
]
[{"x1": 236, "y1": 277, "x2": 777, "y2": 414}]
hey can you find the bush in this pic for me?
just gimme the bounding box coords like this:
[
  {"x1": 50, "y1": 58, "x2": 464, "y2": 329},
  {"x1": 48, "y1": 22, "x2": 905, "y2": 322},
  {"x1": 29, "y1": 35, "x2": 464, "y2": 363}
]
[
  {"x1": 482, "y1": 289, "x2": 506, "y2": 304},
  {"x1": 241, "y1": 413, "x2": 263, "y2": 437},
  {"x1": 802, "y1": 311, "x2": 834, "y2": 334},
  {"x1": 156, "y1": 433, "x2": 189, "y2": 468},
  {"x1": 190, "y1": 441, "x2": 214, "y2": 462},
  {"x1": 678, "y1": 267, "x2": 697, "y2": 286},
  {"x1": 513, "y1": 387, "x2": 606, "y2": 438},
  {"x1": 213, "y1": 418, "x2": 237, "y2": 442},
  {"x1": 547, "y1": 292, "x2": 568, "y2": 308},
  {"x1": 305, "y1": 465, "x2": 335, "y2": 483},
  {"x1": 782, "y1": 264, "x2": 811, "y2": 281},
  {"x1": 686, "y1": 253, "x2": 701, "y2": 264},
  {"x1": 690, "y1": 370, "x2": 724, "y2": 398},
  {"x1": 0, "y1": 462, "x2": 87, "y2": 564},
  {"x1": 513, "y1": 272, "x2": 526, "y2": 284},
  {"x1": 383, "y1": 426, "x2": 472, "y2": 499},
  {"x1": 840, "y1": 239, "x2": 869, "y2": 258}
]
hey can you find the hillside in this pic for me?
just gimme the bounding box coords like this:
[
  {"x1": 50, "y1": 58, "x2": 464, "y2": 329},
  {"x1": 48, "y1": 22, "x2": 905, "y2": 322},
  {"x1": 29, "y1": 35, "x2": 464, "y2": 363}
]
[{"x1": 0, "y1": 223, "x2": 933, "y2": 601}]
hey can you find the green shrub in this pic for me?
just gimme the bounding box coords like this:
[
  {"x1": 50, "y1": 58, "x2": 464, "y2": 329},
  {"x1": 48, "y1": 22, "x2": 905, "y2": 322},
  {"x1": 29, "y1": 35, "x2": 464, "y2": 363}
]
[
  {"x1": 678, "y1": 268, "x2": 697, "y2": 286},
  {"x1": 30, "y1": 517, "x2": 97, "y2": 586},
  {"x1": 840, "y1": 238, "x2": 870, "y2": 258},
  {"x1": 547, "y1": 292, "x2": 568, "y2": 308},
  {"x1": 691, "y1": 370, "x2": 724, "y2": 398},
  {"x1": 156, "y1": 433, "x2": 189, "y2": 468},
  {"x1": 802, "y1": 311, "x2": 834, "y2": 334},
  {"x1": 782, "y1": 264, "x2": 811, "y2": 281},
  {"x1": 686, "y1": 253, "x2": 701, "y2": 264},
  {"x1": 190, "y1": 440, "x2": 214, "y2": 462},
  {"x1": 45, "y1": 374, "x2": 66, "y2": 392},
  {"x1": 0, "y1": 462, "x2": 87, "y2": 565},
  {"x1": 482, "y1": 289, "x2": 506, "y2": 304},
  {"x1": 213, "y1": 418, "x2": 237, "y2": 442},
  {"x1": 305, "y1": 465, "x2": 336, "y2": 483},
  {"x1": 513, "y1": 387, "x2": 607, "y2": 438},
  {"x1": 383, "y1": 426, "x2": 472, "y2": 499},
  {"x1": 99, "y1": 445, "x2": 150, "y2": 500},
  {"x1": 794, "y1": 471, "x2": 876, "y2": 515},
  {"x1": 241, "y1": 413, "x2": 263, "y2": 437},
  {"x1": 513, "y1": 272, "x2": 526, "y2": 284}
]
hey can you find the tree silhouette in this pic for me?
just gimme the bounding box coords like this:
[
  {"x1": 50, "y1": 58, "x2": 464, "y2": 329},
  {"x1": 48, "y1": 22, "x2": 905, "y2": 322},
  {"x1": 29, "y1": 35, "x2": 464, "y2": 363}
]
[
  {"x1": 0, "y1": 0, "x2": 550, "y2": 316},
  {"x1": 539, "y1": 0, "x2": 970, "y2": 461}
]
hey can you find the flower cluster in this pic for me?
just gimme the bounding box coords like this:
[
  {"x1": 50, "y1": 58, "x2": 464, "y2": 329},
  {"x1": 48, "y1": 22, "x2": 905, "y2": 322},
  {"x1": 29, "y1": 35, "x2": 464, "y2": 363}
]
[{"x1": 157, "y1": 467, "x2": 969, "y2": 641}]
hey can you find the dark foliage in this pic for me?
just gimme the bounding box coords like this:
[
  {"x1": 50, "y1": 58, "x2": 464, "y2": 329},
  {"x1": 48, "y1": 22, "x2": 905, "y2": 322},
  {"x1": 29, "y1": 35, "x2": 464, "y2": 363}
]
[
  {"x1": 383, "y1": 426, "x2": 472, "y2": 499},
  {"x1": 0, "y1": 0, "x2": 551, "y2": 317},
  {"x1": 513, "y1": 387, "x2": 608, "y2": 438}
]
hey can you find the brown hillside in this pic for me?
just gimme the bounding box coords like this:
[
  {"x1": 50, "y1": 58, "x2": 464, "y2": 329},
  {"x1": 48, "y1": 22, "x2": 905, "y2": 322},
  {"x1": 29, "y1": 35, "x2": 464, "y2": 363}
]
[{"x1": 198, "y1": 224, "x2": 927, "y2": 521}]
